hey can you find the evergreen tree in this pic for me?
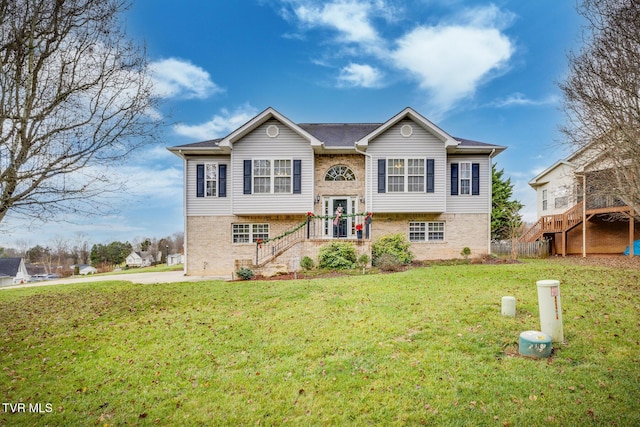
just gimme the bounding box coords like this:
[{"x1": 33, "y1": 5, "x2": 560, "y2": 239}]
[{"x1": 491, "y1": 164, "x2": 523, "y2": 240}]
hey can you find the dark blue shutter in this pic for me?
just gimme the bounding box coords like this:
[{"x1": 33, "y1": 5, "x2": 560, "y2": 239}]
[
  {"x1": 196, "y1": 164, "x2": 204, "y2": 197},
  {"x1": 472, "y1": 163, "x2": 480, "y2": 195},
  {"x1": 377, "y1": 159, "x2": 386, "y2": 193},
  {"x1": 450, "y1": 163, "x2": 458, "y2": 196},
  {"x1": 243, "y1": 160, "x2": 252, "y2": 194},
  {"x1": 426, "y1": 159, "x2": 434, "y2": 193},
  {"x1": 218, "y1": 164, "x2": 227, "y2": 197},
  {"x1": 293, "y1": 160, "x2": 302, "y2": 194}
]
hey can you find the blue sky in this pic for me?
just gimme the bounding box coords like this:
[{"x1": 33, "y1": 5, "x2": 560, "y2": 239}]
[{"x1": 2, "y1": 0, "x2": 584, "y2": 248}]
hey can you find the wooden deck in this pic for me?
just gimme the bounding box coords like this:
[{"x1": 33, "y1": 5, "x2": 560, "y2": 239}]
[{"x1": 521, "y1": 203, "x2": 635, "y2": 256}]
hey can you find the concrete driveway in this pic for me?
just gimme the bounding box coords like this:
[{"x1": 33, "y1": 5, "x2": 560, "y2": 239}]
[{"x1": 2, "y1": 271, "x2": 228, "y2": 290}]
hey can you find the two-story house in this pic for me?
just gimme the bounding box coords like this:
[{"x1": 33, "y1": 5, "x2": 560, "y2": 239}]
[
  {"x1": 168, "y1": 107, "x2": 506, "y2": 277},
  {"x1": 525, "y1": 142, "x2": 638, "y2": 256}
]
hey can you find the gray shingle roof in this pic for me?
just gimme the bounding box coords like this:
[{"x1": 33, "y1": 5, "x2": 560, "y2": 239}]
[
  {"x1": 0, "y1": 258, "x2": 21, "y2": 277},
  {"x1": 172, "y1": 124, "x2": 497, "y2": 149},
  {"x1": 298, "y1": 123, "x2": 381, "y2": 147}
]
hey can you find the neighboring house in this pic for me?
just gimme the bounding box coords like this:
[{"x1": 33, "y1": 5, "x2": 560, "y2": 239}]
[
  {"x1": 525, "y1": 143, "x2": 638, "y2": 256},
  {"x1": 126, "y1": 251, "x2": 155, "y2": 267},
  {"x1": 72, "y1": 264, "x2": 98, "y2": 275},
  {"x1": 168, "y1": 107, "x2": 506, "y2": 277},
  {"x1": 0, "y1": 274, "x2": 12, "y2": 287},
  {"x1": 0, "y1": 258, "x2": 30, "y2": 284},
  {"x1": 167, "y1": 253, "x2": 183, "y2": 266}
]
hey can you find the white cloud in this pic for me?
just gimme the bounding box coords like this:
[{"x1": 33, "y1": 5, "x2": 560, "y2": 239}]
[
  {"x1": 150, "y1": 58, "x2": 222, "y2": 99},
  {"x1": 173, "y1": 104, "x2": 259, "y2": 141},
  {"x1": 290, "y1": 0, "x2": 383, "y2": 46},
  {"x1": 338, "y1": 63, "x2": 384, "y2": 88},
  {"x1": 279, "y1": 2, "x2": 516, "y2": 114},
  {"x1": 391, "y1": 24, "x2": 513, "y2": 110},
  {"x1": 491, "y1": 93, "x2": 560, "y2": 108}
]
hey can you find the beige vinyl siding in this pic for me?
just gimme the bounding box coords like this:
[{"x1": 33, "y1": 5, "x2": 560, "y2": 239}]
[
  {"x1": 186, "y1": 156, "x2": 232, "y2": 216},
  {"x1": 534, "y1": 164, "x2": 577, "y2": 217},
  {"x1": 367, "y1": 119, "x2": 447, "y2": 213},
  {"x1": 232, "y1": 119, "x2": 315, "y2": 215},
  {"x1": 446, "y1": 155, "x2": 491, "y2": 214}
]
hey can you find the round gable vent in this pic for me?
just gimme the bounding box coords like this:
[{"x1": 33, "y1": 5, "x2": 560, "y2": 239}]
[
  {"x1": 400, "y1": 124, "x2": 413, "y2": 138},
  {"x1": 266, "y1": 124, "x2": 279, "y2": 138}
]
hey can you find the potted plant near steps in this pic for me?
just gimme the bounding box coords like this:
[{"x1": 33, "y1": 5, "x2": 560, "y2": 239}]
[{"x1": 356, "y1": 224, "x2": 363, "y2": 239}]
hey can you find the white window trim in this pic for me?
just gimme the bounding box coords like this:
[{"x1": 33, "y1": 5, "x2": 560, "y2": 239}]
[
  {"x1": 252, "y1": 158, "x2": 293, "y2": 194},
  {"x1": 387, "y1": 157, "x2": 425, "y2": 193},
  {"x1": 232, "y1": 223, "x2": 270, "y2": 244},
  {"x1": 409, "y1": 221, "x2": 445, "y2": 242}
]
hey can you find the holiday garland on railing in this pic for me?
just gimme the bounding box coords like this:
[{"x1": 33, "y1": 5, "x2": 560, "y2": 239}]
[{"x1": 256, "y1": 212, "x2": 373, "y2": 247}]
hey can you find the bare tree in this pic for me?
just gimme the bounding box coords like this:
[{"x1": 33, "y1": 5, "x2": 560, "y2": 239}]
[
  {"x1": 559, "y1": 0, "x2": 640, "y2": 219},
  {"x1": 0, "y1": 0, "x2": 160, "y2": 225}
]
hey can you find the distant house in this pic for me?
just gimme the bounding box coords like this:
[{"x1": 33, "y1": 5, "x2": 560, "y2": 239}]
[
  {"x1": 0, "y1": 258, "x2": 30, "y2": 285},
  {"x1": 71, "y1": 264, "x2": 98, "y2": 275},
  {"x1": 126, "y1": 251, "x2": 154, "y2": 267},
  {"x1": 0, "y1": 274, "x2": 12, "y2": 287},
  {"x1": 167, "y1": 253, "x2": 183, "y2": 266}
]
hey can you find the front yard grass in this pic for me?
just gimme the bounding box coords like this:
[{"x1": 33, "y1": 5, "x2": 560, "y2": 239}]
[{"x1": 0, "y1": 261, "x2": 638, "y2": 426}]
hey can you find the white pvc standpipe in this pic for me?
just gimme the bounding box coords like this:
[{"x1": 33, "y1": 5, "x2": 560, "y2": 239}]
[
  {"x1": 536, "y1": 279, "x2": 564, "y2": 342},
  {"x1": 501, "y1": 296, "x2": 516, "y2": 317}
]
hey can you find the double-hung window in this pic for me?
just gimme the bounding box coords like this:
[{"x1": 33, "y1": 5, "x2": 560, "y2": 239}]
[
  {"x1": 388, "y1": 159, "x2": 405, "y2": 192},
  {"x1": 205, "y1": 163, "x2": 217, "y2": 197},
  {"x1": 273, "y1": 160, "x2": 292, "y2": 193},
  {"x1": 252, "y1": 159, "x2": 292, "y2": 194},
  {"x1": 253, "y1": 160, "x2": 272, "y2": 194},
  {"x1": 387, "y1": 158, "x2": 425, "y2": 193},
  {"x1": 459, "y1": 162, "x2": 471, "y2": 195},
  {"x1": 409, "y1": 221, "x2": 445, "y2": 242},
  {"x1": 408, "y1": 159, "x2": 425, "y2": 192},
  {"x1": 232, "y1": 224, "x2": 269, "y2": 243}
]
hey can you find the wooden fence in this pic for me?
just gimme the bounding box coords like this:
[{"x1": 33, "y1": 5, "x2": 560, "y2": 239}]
[{"x1": 491, "y1": 239, "x2": 550, "y2": 259}]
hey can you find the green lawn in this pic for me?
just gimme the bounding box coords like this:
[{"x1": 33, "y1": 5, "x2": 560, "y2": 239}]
[{"x1": 1, "y1": 261, "x2": 638, "y2": 426}]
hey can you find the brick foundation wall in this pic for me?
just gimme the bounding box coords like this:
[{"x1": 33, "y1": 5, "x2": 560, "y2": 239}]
[
  {"x1": 186, "y1": 212, "x2": 490, "y2": 276},
  {"x1": 371, "y1": 213, "x2": 490, "y2": 260},
  {"x1": 553, "y1": 217, "x2": 640, "y2": 255}
]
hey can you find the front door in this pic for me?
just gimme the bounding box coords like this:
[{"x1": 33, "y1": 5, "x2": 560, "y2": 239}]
[
  {"x1": 323, "y1": 196, "x2": 354, "y2": 238},
  {"x1": 332, "y1": 198, "x2": 348, "y2": 238}
]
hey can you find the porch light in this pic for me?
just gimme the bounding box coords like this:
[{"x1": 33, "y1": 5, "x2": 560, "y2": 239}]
[{"x1": 315, "y1": 195, "x2": 321, "y2": 203}]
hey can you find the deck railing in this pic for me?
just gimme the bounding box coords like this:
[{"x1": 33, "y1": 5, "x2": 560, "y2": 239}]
[{"x1": 521, "y1": 202, "x2": 584, "y2": 243}]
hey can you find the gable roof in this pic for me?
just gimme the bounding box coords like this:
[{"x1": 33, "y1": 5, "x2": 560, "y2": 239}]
[
  {"x1": 218, "y1": 107, "x2": 321, "y2": 149},
  {"x1": 0, "y1": 258, "x2": 23, "y2": 277},
  {"x1": 528, "y1": 160, "x2": 576, "y2": 187},
  {"x1": 355, "y1": 107, "x2": 459, "y2": 149},
  {"x1": 168, "y1": 107, "x2": 505, "y2": 157}
]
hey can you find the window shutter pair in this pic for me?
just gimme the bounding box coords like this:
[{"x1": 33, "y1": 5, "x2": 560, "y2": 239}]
[
  {"x1": 377, "y1": 158, "x2": 435, "y2": 193},
  {"x1": 196, "y1": 164, "x2": 226, "y2": 198},
  {"x1": 242, "y1": 160, "x2": 302, "y2": 195},
  {"x1": 450, "y1": 163, "x2": 480, "y2": 196}
]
